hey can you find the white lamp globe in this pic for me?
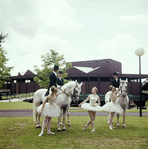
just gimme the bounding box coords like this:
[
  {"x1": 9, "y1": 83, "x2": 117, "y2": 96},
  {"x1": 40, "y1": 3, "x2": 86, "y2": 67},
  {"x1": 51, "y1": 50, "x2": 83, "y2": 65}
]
[{"x1": 135, "y1": 48, "x2": 145, "y2": 56}]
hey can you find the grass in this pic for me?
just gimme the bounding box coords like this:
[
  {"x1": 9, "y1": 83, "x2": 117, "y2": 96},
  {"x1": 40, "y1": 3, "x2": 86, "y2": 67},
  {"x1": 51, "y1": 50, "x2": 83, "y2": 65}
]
[
  {"x1": 0, "y1": 116, "x2": 148, "y2": 149},
  {"x1": 0, "y1": 102, "x2": 33, "y2": 110},
  {"x1": 0, "y1": 102, "x2": 148, "y2": 113}
]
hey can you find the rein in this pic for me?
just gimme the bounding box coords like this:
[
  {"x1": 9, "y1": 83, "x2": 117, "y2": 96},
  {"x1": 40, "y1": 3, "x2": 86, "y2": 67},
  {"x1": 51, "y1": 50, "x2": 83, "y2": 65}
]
[
  {"x1": 59, "y1": 88, "x2": 70, "y2": 97},
  {"x1": 59, "y1": 83, "x2": 79, "y2": 98}
]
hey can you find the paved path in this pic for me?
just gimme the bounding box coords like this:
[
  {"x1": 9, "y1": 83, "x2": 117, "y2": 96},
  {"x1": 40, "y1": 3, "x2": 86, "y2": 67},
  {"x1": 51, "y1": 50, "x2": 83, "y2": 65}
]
[{"x1": 0, "y1": 109, "x2": 148, "y2": 117}]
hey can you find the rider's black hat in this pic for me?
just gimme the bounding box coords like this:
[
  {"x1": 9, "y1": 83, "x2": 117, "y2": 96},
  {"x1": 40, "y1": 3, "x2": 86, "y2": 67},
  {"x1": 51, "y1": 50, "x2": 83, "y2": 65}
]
[
  {"x1": 113, "y1": 72, "x2": 118, "y2": 76},
  {"x1": 59, "y1": 71, "x2": 63, "y2": 74},
  {"x1": 54, "y1": 65, "x2": 59, "y2": 71}
]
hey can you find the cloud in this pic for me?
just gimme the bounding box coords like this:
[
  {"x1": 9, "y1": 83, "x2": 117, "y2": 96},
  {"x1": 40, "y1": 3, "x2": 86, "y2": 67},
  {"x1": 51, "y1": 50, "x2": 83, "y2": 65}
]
[
  {"x1": 99, "y1": 34, "x2": 148, "y2": 74},
  {"x1": 37, "y1": 0, "x2": 84, "y2": 28},
  {"x1": 119, "y1": 14, "x2": 148, "y2": 24}
]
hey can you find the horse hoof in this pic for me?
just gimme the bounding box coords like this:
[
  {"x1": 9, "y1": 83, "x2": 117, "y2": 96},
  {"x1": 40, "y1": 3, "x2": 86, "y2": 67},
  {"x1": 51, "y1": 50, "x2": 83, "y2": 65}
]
[
  {"x1": 57, "y1": 128, "x2": 61, "y2": 131},
  {"x1": 60, "y1": 123, "x2": 63, "y2": 126},
  {"x1": 63, "y1": 129, "x2": 66, "y2": 131},
  {"x1": 68, "y1": 123, "x2": 71, "y2": 126},
  {"x1": 117, "y1": 124, "x2": 120, "y2": 127},
  {"x1": 123, "y1": 124, "x2": 126, "y2": 127},
  {"x1": 36, "y1": 125, "x2": 41, "y2": 128}
]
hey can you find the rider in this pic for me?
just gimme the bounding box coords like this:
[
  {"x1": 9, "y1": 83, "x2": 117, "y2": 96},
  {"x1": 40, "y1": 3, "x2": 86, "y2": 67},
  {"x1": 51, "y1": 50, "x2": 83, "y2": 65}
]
[
  {"x1": 57, "y1": 71, "x2": 64, "y2": 86},
  {"x1": 44, "y1": 65, "x2": 59, "y2": 96},
  {"x1": 111, "y1": 72, "x2": 120, "y2": 89}
]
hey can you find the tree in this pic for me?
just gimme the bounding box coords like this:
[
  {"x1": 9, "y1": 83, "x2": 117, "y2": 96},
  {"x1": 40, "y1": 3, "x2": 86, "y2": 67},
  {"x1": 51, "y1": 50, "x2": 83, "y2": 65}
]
[
  {"x1": 34, "y1": 50, "x2": 72, "y2": 88},
  {"x1": 0, "y1": 34, "x2": 12, "y2": 88}
]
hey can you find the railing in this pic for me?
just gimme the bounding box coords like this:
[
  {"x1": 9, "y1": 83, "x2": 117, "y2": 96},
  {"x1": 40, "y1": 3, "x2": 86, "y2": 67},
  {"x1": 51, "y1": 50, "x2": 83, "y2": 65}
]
[{"x1": 1, "y1": 92, "x2": 34, "y2": 100}]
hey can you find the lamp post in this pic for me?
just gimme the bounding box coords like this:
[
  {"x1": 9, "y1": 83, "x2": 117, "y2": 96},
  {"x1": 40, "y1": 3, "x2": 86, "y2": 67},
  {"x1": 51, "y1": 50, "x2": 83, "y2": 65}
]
[
  {"x1": 135, "y1": 48, "x2": 145, "y2": 117},
  {"x1": 14, "y1": 80, "x2": 17, "y2": 97},
  {"x1": 25, "y1": 80, "x2": 30, "y2": 96}
]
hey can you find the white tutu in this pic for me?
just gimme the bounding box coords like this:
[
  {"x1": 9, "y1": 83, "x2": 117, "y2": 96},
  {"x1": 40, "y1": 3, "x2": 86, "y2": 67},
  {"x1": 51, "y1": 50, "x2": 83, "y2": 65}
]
[
  {"x1": 37, "y1": 102, "x2": 61, "y2": 117},
  {"x1": 81, "y1": 103, "x2": 102, "y2": 112},
  {"x1": 102, "y1": 102, "x2": 123, "y2": 113}
]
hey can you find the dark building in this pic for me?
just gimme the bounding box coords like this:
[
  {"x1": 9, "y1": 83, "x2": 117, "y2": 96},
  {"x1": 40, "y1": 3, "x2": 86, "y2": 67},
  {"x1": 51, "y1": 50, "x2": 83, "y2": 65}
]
[
  {"x1": 2, "y1": 70, "x2": 40, "y2": 94},
  {"x1": 2, "y1": 59, "x2": 148, "y2": 95},
  {"x1": 67, "y1": 59, "x2": 148, "y2": 95}
]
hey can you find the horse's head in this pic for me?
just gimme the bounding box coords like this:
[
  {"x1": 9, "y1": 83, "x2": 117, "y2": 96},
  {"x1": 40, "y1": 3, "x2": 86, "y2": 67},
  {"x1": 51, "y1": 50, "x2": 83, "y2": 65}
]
[
  {"x1": 72, "y1": 80, "x2": 83, "y2": 103},
  {"x1": 119, "y1": 78, "x2": 128, "y2": 97}
]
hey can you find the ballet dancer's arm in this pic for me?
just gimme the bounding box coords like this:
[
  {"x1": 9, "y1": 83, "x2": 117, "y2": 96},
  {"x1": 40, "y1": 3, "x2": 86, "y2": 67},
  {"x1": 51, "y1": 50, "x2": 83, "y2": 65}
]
[
  {"x1": 78, "y1": 95, "x2": 90, "y2": 107},
  {"x1": 110, "y1": 93, "x2": 120, "y2": 102},
  {"x1": 97, "y1": 96, "x2": 100, "y2": 106},
  {"x1": 114, "y1": 86, "x2": 121, "y2": 95},
  {"x1": 56, "y1": 89, "x2": 66, "y2": 96},
  {"x1": 40, "y1": 95, "x2": 51, "y2": 114}
]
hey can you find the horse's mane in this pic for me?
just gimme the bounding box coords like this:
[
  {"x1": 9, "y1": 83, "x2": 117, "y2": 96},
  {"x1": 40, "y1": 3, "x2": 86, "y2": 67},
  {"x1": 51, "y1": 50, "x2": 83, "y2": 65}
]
[{"x1": 62, "y1": 81, "x2": 76, "y2": 89}]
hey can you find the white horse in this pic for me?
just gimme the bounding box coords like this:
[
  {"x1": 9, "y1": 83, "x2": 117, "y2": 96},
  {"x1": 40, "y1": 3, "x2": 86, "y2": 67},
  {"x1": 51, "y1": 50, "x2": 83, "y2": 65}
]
[
  {"x1": 105, "y1": 79, "x2": 129, "y2": 127},
  {"x1": 33, "y1": 80, "x2": 83, "y2": 130}
]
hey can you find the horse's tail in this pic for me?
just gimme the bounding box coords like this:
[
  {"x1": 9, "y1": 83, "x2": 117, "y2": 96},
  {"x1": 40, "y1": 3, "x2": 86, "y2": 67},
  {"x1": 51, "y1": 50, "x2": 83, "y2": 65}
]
[
  {"x1": 33, "y1": 97, "x2": 37, "y2": 122},
  {"x1": 105, "y1": 91, "x2": 111, "y2": 103}
]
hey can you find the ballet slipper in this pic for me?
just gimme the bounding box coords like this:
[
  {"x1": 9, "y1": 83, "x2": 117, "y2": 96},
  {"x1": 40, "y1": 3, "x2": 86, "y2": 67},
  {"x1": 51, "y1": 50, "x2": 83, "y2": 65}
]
[
  {"x1": 83, "y1": 125, "x2": 87, "y2": 131},
  {"x1": 91, "y1": 128, "x2": 95, "y2": 132},
  {"x1": 47, "y1": 131, "x2": 55, "y2": 135},
  {"x1": 38, "y1": 132, "x2": 43, "y2": 136}
]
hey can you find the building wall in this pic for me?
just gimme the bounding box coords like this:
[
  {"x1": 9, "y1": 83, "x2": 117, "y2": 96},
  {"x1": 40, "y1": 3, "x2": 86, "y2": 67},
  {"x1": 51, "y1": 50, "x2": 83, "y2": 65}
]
[{"x1": 9, "y1": 82, "x2": 41, "y2": 94}]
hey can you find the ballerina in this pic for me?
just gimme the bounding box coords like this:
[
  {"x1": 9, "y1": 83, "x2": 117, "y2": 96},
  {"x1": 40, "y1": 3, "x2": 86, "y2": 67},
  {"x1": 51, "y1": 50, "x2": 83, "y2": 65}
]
[
  {"x1": 37, "y1": 86, "x2": 66, "y2": 136},
  {"x1": 78, "y1": 87, "x2": 102, "y2": 132},
  {"x1": 102, "y1": 85, "x2": 123, "y2": 130}
]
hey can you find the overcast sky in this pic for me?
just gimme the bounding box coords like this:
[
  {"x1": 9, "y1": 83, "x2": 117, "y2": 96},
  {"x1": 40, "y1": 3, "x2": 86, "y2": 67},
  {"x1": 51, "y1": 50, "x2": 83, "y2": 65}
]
[{"x1": 0, "y1": 0, "x2": 148, "y2": 76}]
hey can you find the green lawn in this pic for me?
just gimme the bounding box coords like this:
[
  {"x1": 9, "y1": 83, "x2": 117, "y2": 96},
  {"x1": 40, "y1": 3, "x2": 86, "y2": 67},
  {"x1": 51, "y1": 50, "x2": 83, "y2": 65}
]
[
  {"x1": 0, "y1": 102, "x2": 33, "y2": 110},
  {"x1": 0, "y1": 116, "x2": 148, "y2": 149},
  {"x1": 0, "y1": 102, "x2": 148, "y2": 113}
]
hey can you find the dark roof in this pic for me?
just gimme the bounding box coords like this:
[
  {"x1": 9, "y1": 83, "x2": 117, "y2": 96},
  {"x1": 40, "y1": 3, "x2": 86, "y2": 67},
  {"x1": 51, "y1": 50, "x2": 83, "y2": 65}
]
[{"x1": 10, "y1": 70, "x2": 36, "y2": 80}]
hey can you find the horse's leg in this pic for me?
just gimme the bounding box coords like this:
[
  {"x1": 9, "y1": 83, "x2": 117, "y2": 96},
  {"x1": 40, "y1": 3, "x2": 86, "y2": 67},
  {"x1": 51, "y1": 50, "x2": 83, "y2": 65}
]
[
  {"x1": 67, "y1": 105, "x2": 71, "y2": 126},
  {"x1": 35, "y1": 112, "x2": 38, "y2": 128},
  {"x1": 62, "y1": 106, "x2": 67, "y2": 131},
  {"x1": 117, "y1": 113, "x2": 120, "y2": 127},
  {"x1": 57, "y1": 108, "x2": 62, "y2": 131},
  {"x1": 123, "y1": 109, "x2": 126, "y2": 127},
  {"x1": 37, "y1": 113, "x2": 41, "y2": 127},
  {"x1": 107, "y1": 112, "x2": 110, "y2": 123}
]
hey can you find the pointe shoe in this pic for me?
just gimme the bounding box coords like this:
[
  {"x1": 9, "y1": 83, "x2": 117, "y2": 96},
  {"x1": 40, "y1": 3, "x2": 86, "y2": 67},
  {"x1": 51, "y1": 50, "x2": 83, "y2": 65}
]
[
  {"x1": 47, "y1": 131, "x2": 55, "y2": 135},
  {"x1": 109, "y1": 126, "x2": 113, "y2": 130},
  {"x1": 38, "y1": 132, "x2": 43, "y2": 136},
  {"x1": 83, "y1": 125, "x2": 87, "y2": 131},
  {"x1": 91, "y1": 128, "x2": 95, "y2": 132}
]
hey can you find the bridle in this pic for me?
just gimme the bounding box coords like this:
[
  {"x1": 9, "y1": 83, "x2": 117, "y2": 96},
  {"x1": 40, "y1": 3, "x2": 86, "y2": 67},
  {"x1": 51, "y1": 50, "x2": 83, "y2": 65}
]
[
  {"x1": 72, "y1": 83, "x2": 79, "y2": 99},
  {"x1": 119, "y1": 83, "x2": 128, "y2": 97},
  {"x1": 59, "y1": 83, "x2": 79, "y2": 99}
]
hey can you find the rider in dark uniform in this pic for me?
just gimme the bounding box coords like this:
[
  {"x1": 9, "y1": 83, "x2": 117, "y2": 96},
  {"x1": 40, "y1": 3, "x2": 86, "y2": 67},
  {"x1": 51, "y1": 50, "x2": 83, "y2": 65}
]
[
  {"x1": 111, "y1": 72, "x2": 120, "y2": 88},
  {"x1": 57, "y1": 71, "x2": 64, "y2": 86},
  {"x1": 44, "y1": 65, "x2": 59, "y2": 96}
]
